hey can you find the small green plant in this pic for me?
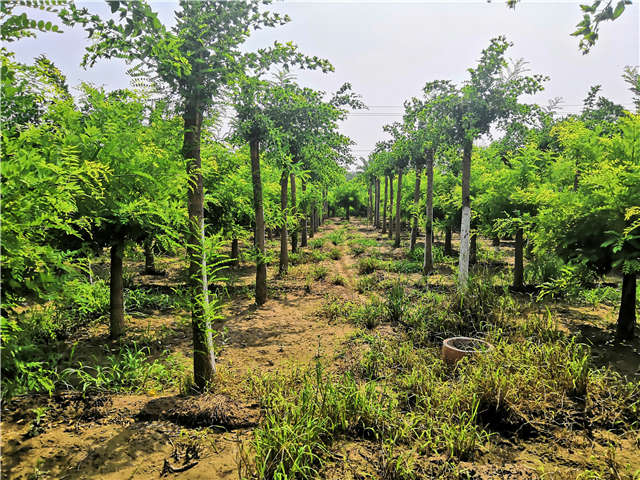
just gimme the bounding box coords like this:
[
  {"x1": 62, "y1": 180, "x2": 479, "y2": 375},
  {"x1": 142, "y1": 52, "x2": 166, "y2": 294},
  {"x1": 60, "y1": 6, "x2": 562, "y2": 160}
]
[
  {"x1": 61, "y1": 343, "x2": 179, "y2": 395},
  {"x1": 312, "y1": 265, "x2": 329, "y2": 281},
  {"x1": 386, "y1": 282, "x2": 406, "y2": 323},
  {"x1": 357, "y1": 257, "x2": 381, "y2": 275},
  {"x1": 332, "y1": 274, "x2": 347, "y2": 286},
  {"x1": 125, "y1": 288, "x2": 174, "y2": 312},
  {"x1": 310, "y1": 238, "x2": 325, "y2": 249},
  {"x1": 327, "y1": 228, "x2": 346, "y2": 245},
  {"x1": 328, "y1": 247, "x2": 342, "y2": 260},
  {"x1": 27, "y1": 406, "x2": 49, "y2": 437},
  {"x1": 350, "y1": 297, "x2": 385, "y2": 330},
  {"x1": 356, "y1": 274, "x2": 377, "y2": 293}
]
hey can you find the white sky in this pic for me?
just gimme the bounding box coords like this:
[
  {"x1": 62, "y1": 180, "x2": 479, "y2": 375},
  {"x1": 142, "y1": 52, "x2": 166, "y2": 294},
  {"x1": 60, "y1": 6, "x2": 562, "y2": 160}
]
[{"x1": 11, "y1": 0, "x2": 640, "y2": 161}]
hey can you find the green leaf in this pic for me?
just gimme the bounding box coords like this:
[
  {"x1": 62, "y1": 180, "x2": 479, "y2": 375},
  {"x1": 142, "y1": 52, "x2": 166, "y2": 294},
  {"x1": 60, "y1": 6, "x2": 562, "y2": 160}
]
[{"x1": 612, "y1": 1, "x2": 625, "y2": 18}]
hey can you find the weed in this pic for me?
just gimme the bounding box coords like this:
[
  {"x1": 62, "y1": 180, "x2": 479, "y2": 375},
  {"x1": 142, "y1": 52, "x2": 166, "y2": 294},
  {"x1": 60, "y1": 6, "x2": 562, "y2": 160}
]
[
  {"x1": 125, "y1": 288, "x2": 173, "y2": 312},
  {"x1": 27, "y1": 406, "x2": 49, "y2": 437},
  {"x1": 357, "y1": 257, "x2": 382, "y2": 275},
  {"x1": 332, "y1": 275, "x2": 347, "y2": 286},
  {"x1": 356, "y1": 274, "x2": 377, "y2": 293},
  {"x1": 312, "y1": 265, "x2": 329, "y2": 281},
  {"x1": 310, "y1": 238, "x2": 325, "y2": 250},
  {"x1": 327, "y1": 229, "x2": 346, "y2": 245},
  {"x1": 61, "y1": 343, "x2": 179, "y2": 395},
  {"x1": 350, "y1": 296, "x2": 385, "y2": 329},
  {"x1": 328, "y1": 247, "x2": 342, "y2": 260},
  {"x1": 386, "y1": 282, "x2": 406, "y2": 323}
]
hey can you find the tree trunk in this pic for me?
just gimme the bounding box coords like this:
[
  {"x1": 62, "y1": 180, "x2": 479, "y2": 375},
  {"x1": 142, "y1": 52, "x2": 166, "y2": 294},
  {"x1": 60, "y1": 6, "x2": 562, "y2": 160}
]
[
  {"x1": 250, "y1": 138, "x2": 267, "y2": 306},
  {"x1": 231, "y1": 237, "x2": 239, "y2": 269},
  {"x1": 143, "y1": 236, "x2": 155, "y2": 275},
  {"x1": 346, "y1": 204, "x2": 350, "y2": 222},
  {"x1": 290, "y1": 173, "x2": 298, "y2": 254},
  {"x1": 109, "y1": 236, "x2": 125, "y2": 339},
  {"x1": 310, "y1": 208, "x2": 315, "y2": 237},
  {"x1": 300, "y1": 180, "x2": 308, "y2": 247},
  {"x1": 410, "y1": 168, "x2": 422, "y2": 251},
  {"x1": 314, "y1": 208, "x2": 319, "y2": 233},
  {"x1": 374, "y1": 178, "x2": 380, "y2": 228},
  {"x1": 513, "y1": 227, "x2": 524, "y2": 289},
  {"x1": 470, "y1": 233, "x2": 477, "y2": 266},
  {"x1": 322, "y1": 189, "x2": 327, "y2": 225},
  {"x1": 183, "y1": 102, "x2": 215, "y2": 388},
  {"x1": 616, "y1": 273, "x2": 636, "y2": 340},
  {"x1": 382, "y1": 175, "x2": 388, "y2": 234},
  {"x1": 367, "y1": 182, "x2": 373, "y2": 226},
  {"x1": 445, "y1": 226, "x2": 452, "y2": 256},
  {"x1": 394, "y1": 170, "x2": 403, "y2": 248},
  {"x1": 458, "y1": 140, "x2": 472, "y2": 288},
  {"x1": 279, "y1": 171, "x2": 289, "y2": 276},
  {"x1": 423, "y1": 155, "x2": 434, "y2": 275},
  {"x1": 388, "y1": 174, "x2": 394, "y2": 240},
  {"x1": 492, "y1": 236, "x2": 500, "y2": 247}
]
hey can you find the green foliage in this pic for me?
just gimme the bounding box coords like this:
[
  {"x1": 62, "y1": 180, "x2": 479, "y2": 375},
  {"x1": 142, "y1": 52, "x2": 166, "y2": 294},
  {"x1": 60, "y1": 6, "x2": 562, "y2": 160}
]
[{"x1": 61, "y1": 343, "x2": 182, "y2": 395}]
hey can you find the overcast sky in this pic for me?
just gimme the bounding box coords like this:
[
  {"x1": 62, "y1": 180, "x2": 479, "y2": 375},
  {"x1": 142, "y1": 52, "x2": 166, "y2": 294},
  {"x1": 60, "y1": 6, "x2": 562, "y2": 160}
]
[{"x1": 12, "y1": 0, "x2": 640, "y2": 162}]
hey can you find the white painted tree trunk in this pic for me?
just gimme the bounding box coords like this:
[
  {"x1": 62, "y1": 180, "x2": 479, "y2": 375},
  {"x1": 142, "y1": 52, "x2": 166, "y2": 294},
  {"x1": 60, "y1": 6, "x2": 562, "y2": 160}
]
[
  {"x1": 458, "y1": 205, "x2": 471, "y2": 287},
  {"x1": 458, "y1": 140, "x2": 472, "y2": 289}
]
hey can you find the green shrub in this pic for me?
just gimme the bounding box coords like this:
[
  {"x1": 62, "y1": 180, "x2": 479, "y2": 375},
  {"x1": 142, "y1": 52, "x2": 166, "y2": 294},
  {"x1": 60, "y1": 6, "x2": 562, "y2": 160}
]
[
  {"x1": 1, "y1": 316, "x2": 62, "y2": 399},
  {"x1": 328, "y1": 247, "x2": 342, "y2": 260}
]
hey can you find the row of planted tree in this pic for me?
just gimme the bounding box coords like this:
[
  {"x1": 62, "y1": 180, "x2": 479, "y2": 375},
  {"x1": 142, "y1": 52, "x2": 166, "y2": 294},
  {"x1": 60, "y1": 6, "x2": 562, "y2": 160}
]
[
  {"x1": 2, "y1": 0, "x2": 365, "y2": 392},
  {"x1": 339, "y1": 38, "x2": 639, "y2": 342}
]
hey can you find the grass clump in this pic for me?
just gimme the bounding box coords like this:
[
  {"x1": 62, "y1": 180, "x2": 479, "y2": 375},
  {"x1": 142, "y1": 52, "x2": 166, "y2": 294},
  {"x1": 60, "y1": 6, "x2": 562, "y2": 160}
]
[
  {"x1": 309, "y1": 238, "x2": 325, "y2": 249},
  {"x1": 327, "y1": 228, "x2": 346, "y2": 246},
  {"x1": 332, "y1": 274, "x2": 347, "y2": 286},
  {"x1": 357, "y1": 257, "x2": 383, "y2": 275},
  {"x1": 328, "y1": 247, "x2": 342, "y2": 260},
  {"x1": 61, "y1": 343, "x2": 183, "y2": 395},
  {"x1": 311, "y1": 265, "x2": 329, "y2": 281},
  {"x1": 386, "y1": 281, "x2": 406, "y2": 323},
  {"x1": 356, "y1": 274, "x2": 377, "y2": 293},
  {"x1": 388, "y1": 258, "x2": 422, "y2": 274},
  {"x1": 350, "y1": 296, "x2": 385, "y2": 330},
  {"x1": 250, "y1": 363, "x2": 396, "y2": 479}
]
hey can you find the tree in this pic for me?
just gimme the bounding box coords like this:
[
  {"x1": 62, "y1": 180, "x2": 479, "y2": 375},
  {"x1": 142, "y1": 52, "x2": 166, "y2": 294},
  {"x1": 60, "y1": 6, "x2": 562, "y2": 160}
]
[
  {"x1": 423, "y1": 37, "x2": 546, "y2": 287},
  {"x1": 79, "y1": 0, "x2": 296, "y2": 389},
  {"x1": 74, "y1": 86, "x2": 184, "y2": 338},
  {"x1": 534, "y1": 114, "x2": 639, "y2": 340}
]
